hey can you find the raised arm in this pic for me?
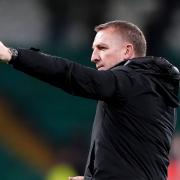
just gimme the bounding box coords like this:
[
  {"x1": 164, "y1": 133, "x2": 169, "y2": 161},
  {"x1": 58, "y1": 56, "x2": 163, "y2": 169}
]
[{"x1": 0, "y1": 42, "x2": 118, "y2": 101}]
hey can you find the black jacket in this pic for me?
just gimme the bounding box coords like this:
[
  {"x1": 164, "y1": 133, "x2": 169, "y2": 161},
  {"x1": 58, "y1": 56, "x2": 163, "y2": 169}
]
[{"x1": 11, "y1": 49, "x2": 180, "y2": 180}]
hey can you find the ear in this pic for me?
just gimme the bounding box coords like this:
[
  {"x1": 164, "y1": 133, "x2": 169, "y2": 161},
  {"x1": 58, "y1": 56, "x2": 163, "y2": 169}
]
[{"x1": 124, "y1": 44, "x2": 135, "y2": 59}]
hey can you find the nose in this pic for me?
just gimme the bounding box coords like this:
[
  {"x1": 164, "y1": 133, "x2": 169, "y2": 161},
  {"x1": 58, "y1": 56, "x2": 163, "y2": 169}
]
[{"x1": 91, "y1": 49, "x2": 100, "y2": 63}]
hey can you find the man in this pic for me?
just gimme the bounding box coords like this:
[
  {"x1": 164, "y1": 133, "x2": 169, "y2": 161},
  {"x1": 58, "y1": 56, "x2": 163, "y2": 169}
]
[{"x1": 0, "y1": 20, "x2": 179, "y2": 180}]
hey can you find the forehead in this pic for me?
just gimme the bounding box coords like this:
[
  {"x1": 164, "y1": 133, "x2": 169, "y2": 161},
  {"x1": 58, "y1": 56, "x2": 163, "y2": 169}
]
[{"x1": 93, "y1": 28, "x2": 123, "y2": 47}]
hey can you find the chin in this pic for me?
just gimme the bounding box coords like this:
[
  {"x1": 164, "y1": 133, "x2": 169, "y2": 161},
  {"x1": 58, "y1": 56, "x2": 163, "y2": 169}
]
[{"x1": 98, "y1": 67, "x2": 107, "y2": 71}]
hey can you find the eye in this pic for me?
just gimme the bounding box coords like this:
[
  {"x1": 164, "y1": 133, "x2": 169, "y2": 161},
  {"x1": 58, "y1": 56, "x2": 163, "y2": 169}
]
[{"x1": 97, "y1": 46, "x2": 107, "y2": 51}]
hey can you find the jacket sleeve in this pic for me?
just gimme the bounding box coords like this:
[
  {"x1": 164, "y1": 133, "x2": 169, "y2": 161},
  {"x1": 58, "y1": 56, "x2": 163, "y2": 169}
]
[{"x1": 11, "y1": 49, "x2": 118, "y2": 101}]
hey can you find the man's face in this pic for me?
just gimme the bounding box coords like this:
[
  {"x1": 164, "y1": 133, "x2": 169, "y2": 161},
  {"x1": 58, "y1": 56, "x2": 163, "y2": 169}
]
[{"x1": 91, "y1": 27, "x2": 128, "y2": 70}]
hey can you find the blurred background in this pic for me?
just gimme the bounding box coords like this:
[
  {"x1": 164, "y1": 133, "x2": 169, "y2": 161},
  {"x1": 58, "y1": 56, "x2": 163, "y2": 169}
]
[{"x1": 0, "y1": 0, "x2": 180, "y2": 179}]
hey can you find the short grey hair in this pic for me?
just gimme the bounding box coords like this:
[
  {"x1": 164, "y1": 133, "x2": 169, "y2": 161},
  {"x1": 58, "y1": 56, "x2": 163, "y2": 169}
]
[{"x1": 95, "y1": 20, "x2": 147, "y2": 57}]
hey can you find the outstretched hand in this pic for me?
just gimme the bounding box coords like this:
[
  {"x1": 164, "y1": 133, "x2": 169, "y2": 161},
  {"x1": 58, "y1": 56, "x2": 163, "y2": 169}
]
[
  {"x1": 69, "y1": 176, "x2": 84, "y2": 180},
  {"x1": 0, "y1": 41, "x2": 12, "y2": 63}
]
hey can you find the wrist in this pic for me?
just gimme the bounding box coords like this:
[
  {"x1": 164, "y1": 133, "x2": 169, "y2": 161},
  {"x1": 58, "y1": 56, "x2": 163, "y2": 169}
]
[{"x1": 8, "y1": 48, "x2": 18, "y2": 63}]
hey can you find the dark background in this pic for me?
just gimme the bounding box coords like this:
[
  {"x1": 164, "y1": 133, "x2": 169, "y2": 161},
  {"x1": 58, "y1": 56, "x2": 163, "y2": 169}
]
[{"x1": 0, "y1": 0, "x2": 180, "y2": 179}]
